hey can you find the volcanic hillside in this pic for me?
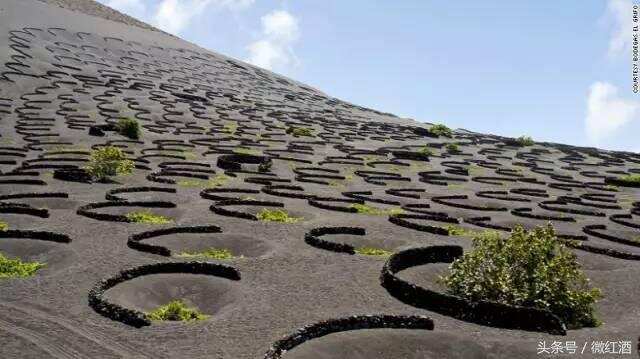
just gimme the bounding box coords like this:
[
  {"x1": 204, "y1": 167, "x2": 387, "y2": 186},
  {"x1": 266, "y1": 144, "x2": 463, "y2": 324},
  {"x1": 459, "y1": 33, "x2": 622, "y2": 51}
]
[{"x1": 0, "y1": 1, "x2": 639, "y2": 358}]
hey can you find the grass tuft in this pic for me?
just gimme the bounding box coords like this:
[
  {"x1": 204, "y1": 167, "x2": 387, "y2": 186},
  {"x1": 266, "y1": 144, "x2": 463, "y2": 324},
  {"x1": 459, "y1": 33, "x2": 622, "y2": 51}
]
[
  {"x1": 233, "y1": 148, "x2": 262, "y2": 156},
  {"x1": 178, "y1": 248, "x2": 234, "y2": 260},
  {"x1": 256, "y1": 208, "x2": 302, "y2": 223},
  {"x1": 125, "y1": 210, "x2": 173, "y2": 224},
  {"x1": 446, "y1": 143, "x2": 459, "y2": 153},
  {"x1": 355, "y1": 247, "x2": 392, "y2": 257},
  {"x1": 286, "y1": 127, "x2": 314, "y2": 137},
  {"x1": 616, "y1": 174, "x2": 640, "y2": 185},
  {"x1": 223, "y1": 121, "x2": 238, "y2": 134},
  {"x1": 444, "y1": 225, "x2": 482, "y2": 237},
  {"x1": 177, "y1": 174, "x2": 229, "y2": 188},
  {"x1": 0, "y1": 222, "x2": 7, "y2": 231},
  {"x1": 0, "y1": 252, "x2": 45, "y2": 278},
  {"x1": 146, "y1": 299, "x2": 208, "y2": 321},
  {"x1": 349, "y1": 203, "x2": 404, "y2": 216}
]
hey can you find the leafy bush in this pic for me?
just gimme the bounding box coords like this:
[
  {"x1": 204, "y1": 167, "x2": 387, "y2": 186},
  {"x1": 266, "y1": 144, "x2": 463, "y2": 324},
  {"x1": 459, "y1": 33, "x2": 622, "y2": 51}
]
[
  {"x1": 440, "y1": 225, "x2": 601, "y2": 329},
  {"x1": 0, "y1": 252, "x2": 45, "y2": 278},
  {"x1": 116, "y1": 118, "x2": 141, "y2": 139},
  {"x1": 146, "y1": 300, "x2": 208, "y2": 321},
  {"x1": 355, "y1": 247, "x2": 392, "y2": 257},
  {"x1": 256, "y1": 208, "x2": 302, "y2": 223},
  {"x1": 445, "y1": 143, "x2": 459, "y2": 153},
  {"x1": 349, "y1": 203, "x2": 404, "y2": 216},
  {"x1": 516, "y1": 135, "x2": 535, "y2": 146},
  {"x1": 429, "y1": 124, "x2": 453, "y2": 137},
  {"x1": 286, "y1": 127, "x2": 314, "y2": 137},
  {"x1": 616, "y1": 174, "x2": 640, "y2": 185},
  {"x1": 85, "y1": 146, "x2": 134, "y2": 180},
  {"x1": 125, "y1": 210, "x2": 173, "y2": 224},
  {"x1": 0, "y1": 222, "x2": 7, "y2": 231},
  {"x1": 178, "y1": 248, "x2": 234, "y2": 260}
]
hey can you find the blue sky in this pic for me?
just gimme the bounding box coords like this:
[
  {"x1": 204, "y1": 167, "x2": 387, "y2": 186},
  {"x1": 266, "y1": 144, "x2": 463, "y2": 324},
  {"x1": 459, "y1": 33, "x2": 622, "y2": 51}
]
[{"x1": 99, "y1": 0, "x2": 639, "y2": 152}]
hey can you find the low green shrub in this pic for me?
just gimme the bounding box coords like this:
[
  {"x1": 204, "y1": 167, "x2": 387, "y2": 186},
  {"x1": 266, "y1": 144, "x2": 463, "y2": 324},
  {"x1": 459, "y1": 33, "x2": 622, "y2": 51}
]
[
  {"x1": 417, "y1": 147, "x2": 433, "y2": 156},
  {"x1": 616, "y1": 174, "x2": 640, "y2": 185},
  {"x1": 85, "y1": 146, "x2": 134, "y2": 180},
  {"x1": 256, "y1": 208, "x2": 302, "y2": 223},
  {"x1": 355, "y1": 247, "x2": 392, "y2": 257},
  {"x1": 177, "y1": 174, "x2": 229, "y2": 188},
  {"x1": 0, "y1": 252, "x2": 45, "y2": 278},
  {"x1": 429, "y1": 124, "x2": 453, "y2": 137},
  {"x1": 516, "y1": 135, "x2": 535, "y2": 146},
  {"x1": 444, "y1": 225, "x2": 483, "y2": 237},
  {"x1": 233, "y1": 148, "x2": 262, "y2": 156},
  {"x1": 116, "y1": 118, "x2": 141, "y2": 139},
  {"x1": 349, "y1": 203, "x2": 404, "y2": 216},
  {"x1": 440, "y1": 224, "x2": 601, "y2": 329},
  {"x1": 146, "y1": 300, "x2": 208, "y2": 321},
  {"x1": 223, "y1": 121, "x2": 238, "y2": 134},
  {"x1": 258, "y1": 161, "x2": 272, "y2": 173},
  {"x1": 445, "y1": 143, "x2": 459, "y2": 153},
  {"x1": 286, "y1": 127, "x2": 314, "y2": 137},
  {"x1": 125, "y1": 210, "x2": 173, "y2": 224},
  {"x1": 178, "y1": 248, "x2": 234, "y2": 260},
  {"x1": 0, "y1": 222, "x2": 7, "y2": 231}
]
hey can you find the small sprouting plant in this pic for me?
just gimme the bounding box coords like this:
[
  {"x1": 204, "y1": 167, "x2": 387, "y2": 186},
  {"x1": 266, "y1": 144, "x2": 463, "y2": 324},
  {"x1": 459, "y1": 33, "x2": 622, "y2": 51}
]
[
  {"x1": 0, "y1": 252, "x2": 45, "y2": 278},
  {"x1": 616, "y1": 174, "x2": 640, "y2": 185},
  {"x1": 258, "y1": 161, "x2": 272, "y2": 173},
  {"x1": 440, "y1": 224, "x2": 602, "y2": 329},
  {"x1": 182, "y1": 151, "x2": 198, "y2": 160},
  {"x1": 417, "y1": 147, "x2": 433, "y2": 156},
  {"x1": 256, "y1": 208, "x2": 302, "y2": 223},
  {"x1": 286, "y1": 127, "x2": 314, "y2": 137},
  {"x1": 234, "y1": 147, "x2": 262, "y2": 156},
  {"x1": 516, "y1": 136, "x2": 535, "y2": 146},
  {"x1": 349, "y1": 203, "x2": 404, "y2": 216},
  {"x1": 0, "y1": 222, "x2": 7, "y2": 231},
  {"x1": 177, "y1": 174, "x2": 229, "y2": 188},
  {"x1": 355, "y1": 247, "x2": 392, "y2": 257},
  {"x1": 146, "y1": 300, "x2": 208, "y2": 321},
  {"x1": 429, "y1": 124, "x2": 453, "y2": 137},
  {"x1": 444, "y1": 225, "x2": 482, "y2": 237},
  {"x1": 223, "y1": 121, "x2": 238, "y2": 134},
  {"x1": 178, "y1": 248, "x2": 234, "y2": 260},
  {"x1": 116, "y1": 118, "x2": 141, "y2": 140},
  {"x1": 125, "y1": 210, "x2": 173, "y2": 224},
  {"x1": 85, "y1": 146, "x2": 134, "y2": 180},
  {"x1": 446, "y1": 143, "x2": 459, "y2": 153}
]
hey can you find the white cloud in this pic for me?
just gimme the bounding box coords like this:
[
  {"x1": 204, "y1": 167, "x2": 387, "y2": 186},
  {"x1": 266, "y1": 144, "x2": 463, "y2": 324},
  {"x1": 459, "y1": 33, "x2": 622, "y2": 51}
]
[
  {"x1": 246, "y1": 10, "x2": 300, "y2": 70},
  {"x1": 150, "y1": 0, "x2": 254, "y2": 35},
  {"x1": 606, "y1": 0, "x2": 633, "y2": 57},
  {"x1": 585, "y1": 81, "x2": 640, "y2": 143}
]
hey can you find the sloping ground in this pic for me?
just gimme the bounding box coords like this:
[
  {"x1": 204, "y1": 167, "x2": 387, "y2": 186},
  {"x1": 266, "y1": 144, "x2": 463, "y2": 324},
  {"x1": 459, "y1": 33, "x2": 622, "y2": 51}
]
[
  {"x1": 35, "y1": 0, "x2": 162, "y2": 33},
  {"x1": 0, "y1": 0, "x2": 639, "y2": 358}
]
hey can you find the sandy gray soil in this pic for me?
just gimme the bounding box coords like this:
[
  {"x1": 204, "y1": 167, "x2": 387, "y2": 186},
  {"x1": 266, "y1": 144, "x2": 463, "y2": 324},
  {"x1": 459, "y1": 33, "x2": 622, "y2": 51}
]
[{"x1": 0, "y1": 0, "x2": 639, "y2": 358}]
